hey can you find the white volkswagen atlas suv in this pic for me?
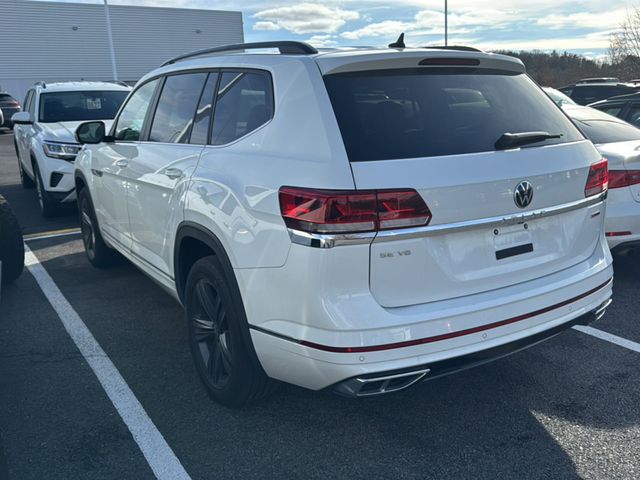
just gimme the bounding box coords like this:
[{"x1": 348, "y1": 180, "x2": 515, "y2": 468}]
[
  {"x1": 73, "y1": 41, "x2": 613, "y2": 406},
  {"x1": 12, "y1": 81, "x2": 131, "y2": 217}
]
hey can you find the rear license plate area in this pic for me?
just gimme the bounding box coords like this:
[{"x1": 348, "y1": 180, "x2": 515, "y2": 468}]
[{"x1": 493, "y1": 224, "x2": 533, "y2": 260}]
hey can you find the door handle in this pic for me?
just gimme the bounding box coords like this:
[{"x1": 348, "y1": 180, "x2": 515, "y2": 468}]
[
  {"x1": 116, "y1": 159, "x2": 129, "y2": 168},
  {"x1": 163, "y1": 167, "x2": 183, "y2": 180}
]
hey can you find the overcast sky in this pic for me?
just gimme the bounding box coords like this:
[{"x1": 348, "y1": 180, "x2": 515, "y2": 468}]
[{"x1": 44, "y1": 0, "x2": 637, "y2": 58}]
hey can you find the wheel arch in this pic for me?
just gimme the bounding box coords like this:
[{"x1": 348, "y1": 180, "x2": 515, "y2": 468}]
[
  {"x1": 74, "y1": 170, "x2": 89, "y2": 193},
  {"x1": 174, "y1": 222, "x2": 237, "y2": 304}
]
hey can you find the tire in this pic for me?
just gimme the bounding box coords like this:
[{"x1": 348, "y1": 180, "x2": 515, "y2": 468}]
[
  {"x1": 15, "y1": 144, "x2": 35, "y2": 189},
  {"x1": 0, "y1": 195, "x2": 24, "y2": 284},
  {"x1": 186, "y1": 256, "x2": 277, "y2": 407},
  {"x1": 78, "y1": 188, "x2": 118, "y2": 268},
  {"x1": 32, "y1": 160, "x2": 57, "y2": 218}
]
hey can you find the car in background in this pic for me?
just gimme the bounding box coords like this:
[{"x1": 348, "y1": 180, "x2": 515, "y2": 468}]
[
  {"x1": 558, "y1": 82, "x2": 640, "y2": 106},
  {"x1": 577, "y1": 77, "x2": 620, "y2": 84},
  {"x1": 543, "y1": 87, "x2": 576, "y2": 106},
  {"x1": 0, "y1": 108, "x2": 3, "y2": 131},
  {"x1": 0, "y1": 194, "x2": 24, "y2": 285},
  {"x1": 0, "y1": 91, "x2": 21, "y2": 128},
  {"x1": 12, "y1": 81, "x2": 131, "y2": 217},
  {"x1": 563, "y1": 104, "x2": 640, "y2": 254},
  {"x1": 588, "y1": 92, "x2": 640, "y2": 128},
  {"x1": 74, "y1": 42, "x2": 612, "y2": 406}
]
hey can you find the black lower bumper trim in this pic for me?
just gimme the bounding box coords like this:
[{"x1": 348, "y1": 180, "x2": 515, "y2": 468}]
[{"x1": 334, "y1": 300, "x2": 610, "y2": 394}]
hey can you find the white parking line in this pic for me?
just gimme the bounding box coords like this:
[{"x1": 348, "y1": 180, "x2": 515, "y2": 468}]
[
  {"x1": 24, "y1": 228, "x2": 81, "y2": 242},
  {"x1": 573, "y1": 325, "x2": 640, "y2": 354},
  {"x1": 24, "y1": 245, "x2": 191, "y2": 480}
]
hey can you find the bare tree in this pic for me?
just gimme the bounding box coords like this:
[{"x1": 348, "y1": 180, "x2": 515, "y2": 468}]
[{"x1": 609, "y1": 7, "x2": 640, "y2": 79}]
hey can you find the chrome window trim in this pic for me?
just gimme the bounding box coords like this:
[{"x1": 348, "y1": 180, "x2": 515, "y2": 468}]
[{"x1": 288, "y1": 192, "x2": 606, "y2": 248}]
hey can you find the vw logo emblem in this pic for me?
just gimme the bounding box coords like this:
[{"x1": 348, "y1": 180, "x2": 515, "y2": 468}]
[{"x1": 514, "y1": 181, "x2": 534, "y2": 209}]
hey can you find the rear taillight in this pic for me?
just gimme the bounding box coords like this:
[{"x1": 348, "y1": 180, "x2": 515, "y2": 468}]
[
  {"x1": 584, "y1": 159, "x2": 608, "y2": 197},
  {"x1": 279, "y1": 187, "x2": 432, "y2": 234},
  {"x1": 608, "y1": 170, "x2": 640, "y2": 189}
]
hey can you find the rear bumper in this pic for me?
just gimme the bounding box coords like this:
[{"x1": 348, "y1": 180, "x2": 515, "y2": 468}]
[
  {"x1": 247, "y1": 256, "x2": 613, "y2": 391},
  {"x1": 605, "y1": 187, "x2": 640, "y2": 250},
  {"x1": 333, "y1": 298, "x2": 611, "y2": 397}
]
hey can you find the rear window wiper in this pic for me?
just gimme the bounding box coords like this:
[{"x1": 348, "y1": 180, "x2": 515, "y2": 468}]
[{"x1": 495, "y1": 131, "x2": 563, "y2": 150}]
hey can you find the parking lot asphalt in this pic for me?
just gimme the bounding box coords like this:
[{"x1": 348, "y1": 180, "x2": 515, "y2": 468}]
[{"x1": 0, "y1": 130, "x2": 639, "y2": 480}]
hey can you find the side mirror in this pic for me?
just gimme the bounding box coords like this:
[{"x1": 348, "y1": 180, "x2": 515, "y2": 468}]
[
  {"x1": 76, "y1": 121, "x2": 110, "y2": 144},
  {"x1": 11, "y1": 111, "x2": 32, "y2": 125}
]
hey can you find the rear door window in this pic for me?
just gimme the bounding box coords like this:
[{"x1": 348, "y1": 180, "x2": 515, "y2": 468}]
[
  {"x1": 627, "y1": 104, "x2": 640, "y2": 127},
  {"x1": 211, "y1": 71, "x2": 273, "y2": 145},
  {"x1": 189, "y1": 73, "x2": 218, "y2": 145},
  {"x1": 149, "y1": 72, "x2": 208, "y2": 143},
  {"x1": 324, "y1": 69, "x2": 583, "y2": 162},
  {"x1": 592, "y1": 103, "x2": 625, "y2": 118}
]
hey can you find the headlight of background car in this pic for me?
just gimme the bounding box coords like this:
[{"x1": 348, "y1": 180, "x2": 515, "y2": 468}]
[{"x1": 42, "y1": 141, "x2": 82, "y2": 161}]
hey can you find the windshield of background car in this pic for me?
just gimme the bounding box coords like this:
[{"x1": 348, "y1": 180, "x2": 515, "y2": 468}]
[
  {"x1": 573, "y1": 118, "x2": 640, "y2": 144},
  {"x1": 324, "y1": 69, "x2": 584, "y2": 162},
  {"x1": 38, "y1": 90, "x2": 129, "y2": 123}
]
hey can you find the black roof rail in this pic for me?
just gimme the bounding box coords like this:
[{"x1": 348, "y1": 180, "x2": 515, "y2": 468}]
[
  {"x1": 162, "y1": 41, "x2": 319, "y2": 67},
  {"x1": 34, "y1": 81, "x2": 46, "y2": 88},
  {"x1": 422, "y1": 45, "x2": 482, "y2": 52}
]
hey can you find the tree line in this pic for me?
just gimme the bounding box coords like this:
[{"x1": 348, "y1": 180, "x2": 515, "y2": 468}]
[
  {"x1": 493, "y1": 50, "x2": 640, "y2": 88},
  {"x1": 492, "y1": 6, "x2": 640, "y2": 87}
]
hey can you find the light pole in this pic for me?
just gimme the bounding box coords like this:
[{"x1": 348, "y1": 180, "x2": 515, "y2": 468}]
[
  {"x1": 444, "y1": 0, "x2": 448, "y2": 46},
  {"x1": 103, "y1": 0, "x2": 118, "y2": 80}
]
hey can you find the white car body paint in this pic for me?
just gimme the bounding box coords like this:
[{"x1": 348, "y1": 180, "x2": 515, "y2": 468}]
[{"x1": 76, "y1": 48, "x2": 613, "y2": 394}]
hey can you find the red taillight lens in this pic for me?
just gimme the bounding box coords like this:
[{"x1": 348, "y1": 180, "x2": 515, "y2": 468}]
[
  {"x1": 279, "y1": 187, "x2": 432, "y2": 234},
  {"x1": 376, "y1": 190, "x2": 432, "y2": 230},
  {"x1": 608, "y1": 170, "x2": 640, "y2": 189},
  {"x1": 584, "y1": 159, "x2": 608, "y2": 197}
]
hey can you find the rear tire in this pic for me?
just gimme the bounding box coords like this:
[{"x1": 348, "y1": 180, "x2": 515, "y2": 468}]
[
  {"x1": 186, "y1": 256, "x2": 277, "y2": 407},
  {"x1": 33, "y1": 161, "x2": 57, "y2": 218},
  {"x1": 0, "y1": 195, "x2": 24, "y2": 284},
  {"x1": 78, "y1": 188, "x2": 118, "y2": 268}
]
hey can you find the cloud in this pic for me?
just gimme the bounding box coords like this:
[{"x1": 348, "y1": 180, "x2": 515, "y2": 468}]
[
  {"x1": 253, "y1": 21, "x2": 281, "y2": 31},
  {"x1": 306, "y1": 34, "x2": 339, "y2": 47},
  {"x1": 341, "y1": 20, "x2": 410, "y2": 40},
  {"x1": 536, "y1": 10, "x2": 627, "y2": 30},
  {"x1": 253, "y1": 4, "x2": 360, "y2": 34}
]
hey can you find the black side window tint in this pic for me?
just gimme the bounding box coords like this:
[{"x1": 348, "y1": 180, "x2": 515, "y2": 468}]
[
  {"x1": 23, "y1": 91, "x2": 32, "y2": 112},
  {"x1": 149, "y1": 73, "x2": 208, "y2": 143},
  {"x1": 189, "y1": 73, "x2": 218, "y2": 145},
  {"x1": 628, "y1": 105, "x2": 640, "y2": 127},
  {"x1": 114, "y1": 79, "x2": 159, "y2": 141},
  {"x1": 595, "y1": 104, "x2": 624, "y2": 118},
  {"x1": 211, "y1": 71, "x2": 273, "y2": 145}
]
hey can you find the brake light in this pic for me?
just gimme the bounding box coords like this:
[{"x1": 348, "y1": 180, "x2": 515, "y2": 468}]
[
  {"x1": 584, "y1": 159, "x2": 608, "y2": 197},
  {"x1": 608, "y1": 170, "x2": 640, "y2": 189},
  {"x1": 279, "y1": 187, "x2": 432, "y2": 234}
]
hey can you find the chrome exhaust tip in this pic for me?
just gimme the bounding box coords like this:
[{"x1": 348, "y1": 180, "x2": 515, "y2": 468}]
[
  {"x1": 576, "y1": 298, "x2": 612, "y2": 325},
  {"x1": 333, "y1": 368, "x2": 431, "y2": 397}
]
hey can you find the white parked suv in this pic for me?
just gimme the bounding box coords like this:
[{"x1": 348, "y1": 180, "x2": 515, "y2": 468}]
[
  {"x1": 73, "y1": 41, "x2": 613, "y2": 406},
  {"x1": 12, "y1": 81, "x2": 131, "y2": 217}
]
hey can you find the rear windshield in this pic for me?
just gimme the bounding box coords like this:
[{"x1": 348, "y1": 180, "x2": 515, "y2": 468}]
[
  {"x1": 573, "y1": 119, "x2": 640, "y2": 144},
  {"x1": 324, "y1": 69, "x2": 584, "y2": 162},
  {"x1": 39, "y1": 90, "x2": 129, "y2": 123}
]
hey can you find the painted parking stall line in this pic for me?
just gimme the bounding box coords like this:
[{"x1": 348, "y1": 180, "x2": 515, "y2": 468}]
[
  {"x1": 23, "y1": 228, "x2": 81, "y2": 242},
  {"x1": 573, "y1": 325, "x2": 640, "y2": 354},
  {"x1": 24, "y1": 245, "x2": 192, "y2": 480}
]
